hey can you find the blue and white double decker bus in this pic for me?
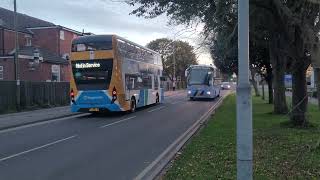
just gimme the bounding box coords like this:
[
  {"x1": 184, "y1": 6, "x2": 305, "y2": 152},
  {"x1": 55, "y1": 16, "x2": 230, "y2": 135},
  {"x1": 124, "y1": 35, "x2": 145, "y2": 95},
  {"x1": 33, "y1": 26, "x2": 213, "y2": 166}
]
[
  {"x1": 185, "y1": 65, "x2": 220, "y2": 100},
  {"x1": 70, "y1": 35, "x2": 163, "y2": 113}
]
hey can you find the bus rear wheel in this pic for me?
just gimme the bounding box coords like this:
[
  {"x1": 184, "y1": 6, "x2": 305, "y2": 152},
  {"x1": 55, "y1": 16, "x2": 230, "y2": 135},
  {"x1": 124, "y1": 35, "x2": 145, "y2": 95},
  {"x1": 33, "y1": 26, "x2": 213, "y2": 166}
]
[
  {"x1": 130, "y1": 98, "x2": 136, "y2": 113},
  {"x1": 156, "y1": 93, "x2": 160, "y2": 103}
]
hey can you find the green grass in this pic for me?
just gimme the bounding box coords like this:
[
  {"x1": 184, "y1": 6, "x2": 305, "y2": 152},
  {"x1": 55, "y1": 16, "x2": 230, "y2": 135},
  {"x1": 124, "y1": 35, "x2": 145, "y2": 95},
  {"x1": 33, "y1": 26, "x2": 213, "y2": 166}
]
[{"x1": 164, "y1": 94, "x2": 320, "y2": 179}]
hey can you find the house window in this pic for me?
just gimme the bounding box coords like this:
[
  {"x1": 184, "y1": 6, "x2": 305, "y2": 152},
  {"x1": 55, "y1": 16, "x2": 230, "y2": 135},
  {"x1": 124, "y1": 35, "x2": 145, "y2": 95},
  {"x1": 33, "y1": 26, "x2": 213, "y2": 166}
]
[
  {"x1": 25, "y1": 35, "x2": 32, "y2": 46},
  {"x1": 51, "y1": 65, "x2": 60, "y2": 82},
  {"x1": 60, "y1": 30, "x2": 65, "y2": 40},
  {"x1": 0, "y1": 66, "x2": 3, "y2": 80},
  {"x1": 26, "y1": 37, "x2": 32, "y2": 46}
]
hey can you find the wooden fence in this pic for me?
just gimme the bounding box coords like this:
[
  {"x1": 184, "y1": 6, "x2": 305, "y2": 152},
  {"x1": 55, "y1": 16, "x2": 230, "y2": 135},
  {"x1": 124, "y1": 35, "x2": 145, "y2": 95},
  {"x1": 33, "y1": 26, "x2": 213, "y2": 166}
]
[
  {"x1": 0, "y1": 80, "x2": 185, "y2": 113},
  {"x1": 0, "y1": 81, "x2": 69, "y2": 113}
]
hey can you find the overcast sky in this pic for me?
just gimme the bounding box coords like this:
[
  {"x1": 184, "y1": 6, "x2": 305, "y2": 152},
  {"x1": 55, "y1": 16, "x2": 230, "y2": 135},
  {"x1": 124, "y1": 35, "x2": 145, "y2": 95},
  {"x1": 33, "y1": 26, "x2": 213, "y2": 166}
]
[{"x1": 1, "y1": 0, "x2": 212, "y2": 64}]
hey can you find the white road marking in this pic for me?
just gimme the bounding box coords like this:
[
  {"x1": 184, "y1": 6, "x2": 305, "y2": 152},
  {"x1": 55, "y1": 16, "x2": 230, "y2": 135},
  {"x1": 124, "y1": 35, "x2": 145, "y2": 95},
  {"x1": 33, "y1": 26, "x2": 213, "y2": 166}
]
[
  {"x1": 0, "y1": 113, "x2": 90, "y2": 134},
  {"x1": 134, "y1": 95, "x2": 227, "y2": 180},
  {"x1": 100, "y1": 116, "x2": 137, "y2": 128},
  {"x1": 0, "y1": 135, "x2": 77, "y2": 162},
  {"x1": 147, "y1": 106, "x2": 165, "y2": 113}
]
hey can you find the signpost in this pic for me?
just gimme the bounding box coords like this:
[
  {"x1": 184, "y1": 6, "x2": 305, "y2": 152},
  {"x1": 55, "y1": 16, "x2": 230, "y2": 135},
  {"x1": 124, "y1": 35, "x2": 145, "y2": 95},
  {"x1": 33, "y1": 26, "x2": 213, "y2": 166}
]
[{"x1": 284, "y1": 74, "x2": 292, "y2": 89}]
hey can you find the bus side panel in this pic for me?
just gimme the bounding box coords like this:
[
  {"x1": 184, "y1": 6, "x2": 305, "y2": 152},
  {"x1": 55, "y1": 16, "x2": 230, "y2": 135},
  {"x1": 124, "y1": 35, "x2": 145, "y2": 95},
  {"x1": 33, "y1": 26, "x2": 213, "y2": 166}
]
[
  {"x1": 137, "y1": 89, "x2": 146, "y2": 108},
  {"x1": 148, "y1": 89, "x2": 157, "y2": 105},
  {"x1": 112, "y1": 36, "x2": 130, "y2": 111}
]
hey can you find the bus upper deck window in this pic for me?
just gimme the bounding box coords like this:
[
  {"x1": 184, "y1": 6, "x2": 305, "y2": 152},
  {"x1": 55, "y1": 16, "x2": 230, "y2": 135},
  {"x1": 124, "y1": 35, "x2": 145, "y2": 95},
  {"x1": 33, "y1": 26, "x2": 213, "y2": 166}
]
[{"x1": 77, "y1": 44, "x2": 86, "y2": 51}]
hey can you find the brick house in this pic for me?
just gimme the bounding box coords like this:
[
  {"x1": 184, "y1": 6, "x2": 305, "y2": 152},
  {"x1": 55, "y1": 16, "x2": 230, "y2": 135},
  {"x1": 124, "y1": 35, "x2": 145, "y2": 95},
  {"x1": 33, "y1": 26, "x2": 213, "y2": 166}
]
[{"x1": 0, "y1": 7, "x2": 82, "y2": 82}]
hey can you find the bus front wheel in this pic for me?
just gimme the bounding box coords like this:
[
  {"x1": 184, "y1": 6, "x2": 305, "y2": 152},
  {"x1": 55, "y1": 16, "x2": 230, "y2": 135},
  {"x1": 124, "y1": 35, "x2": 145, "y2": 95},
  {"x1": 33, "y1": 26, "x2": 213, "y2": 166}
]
[{"x1": 130, "y1": 98, "x2": 136, "y2": 113}]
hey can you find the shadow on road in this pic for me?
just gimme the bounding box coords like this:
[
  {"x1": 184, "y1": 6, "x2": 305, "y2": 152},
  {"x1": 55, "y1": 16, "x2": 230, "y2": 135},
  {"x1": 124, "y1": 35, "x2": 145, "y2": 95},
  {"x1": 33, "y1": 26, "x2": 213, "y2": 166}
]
[
  {"x1": 77, "y1": 103, "x2": 161, "y2": 119},
  {"x1": 190, "y1": 97, "x2": 221, "y2": 102}
]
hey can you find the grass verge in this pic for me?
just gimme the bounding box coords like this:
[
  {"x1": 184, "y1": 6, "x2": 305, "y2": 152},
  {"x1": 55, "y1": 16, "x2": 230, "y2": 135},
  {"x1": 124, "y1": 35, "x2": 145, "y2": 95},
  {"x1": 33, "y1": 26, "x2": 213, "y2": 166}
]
[{"x1": 164, "y1": 94, "x2": 320, "y2": 179}]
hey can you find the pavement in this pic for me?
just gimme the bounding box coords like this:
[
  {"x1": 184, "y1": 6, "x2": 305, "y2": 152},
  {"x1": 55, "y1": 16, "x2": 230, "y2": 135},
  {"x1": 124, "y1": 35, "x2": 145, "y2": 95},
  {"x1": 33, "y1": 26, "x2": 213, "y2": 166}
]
[
  {"x1": 259, "y1": 87, "x2": 318, "y2": 105},
  {"x1": 0, "y1": 90, "x2": 185, "y2": 130},
  {"x1": 285, "y1": 91, "x2": 318, "y2": 105},
  {"x1": 0, "y1": 89, "x2": 228, "y2": 180}
]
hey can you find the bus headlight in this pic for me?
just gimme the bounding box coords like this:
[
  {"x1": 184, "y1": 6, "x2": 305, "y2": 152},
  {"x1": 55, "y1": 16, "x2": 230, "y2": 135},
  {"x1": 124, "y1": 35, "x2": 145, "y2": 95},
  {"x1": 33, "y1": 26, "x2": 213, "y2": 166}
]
[
  {"x1": 206, "y1": 91, "x2": 211, "y2": 95},
  {"x1": 188, "y1": 90, "x2": 191, "y2": 94}
]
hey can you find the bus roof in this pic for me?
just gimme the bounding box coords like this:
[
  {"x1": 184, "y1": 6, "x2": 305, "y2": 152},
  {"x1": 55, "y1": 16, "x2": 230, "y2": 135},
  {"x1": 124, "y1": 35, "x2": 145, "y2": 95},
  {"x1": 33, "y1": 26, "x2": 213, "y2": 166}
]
[
  {"x1": 188, "y1": 64, "x2": 216, "y2": 69},
  {"x1": 115, "y1": 35, "x2": 159, "y2": 55},
  {"x1": 72, "y1": 34, "x2": 159, "y2": 55},
  {"x1": 72, "y1": 35, "x2": 113, "y2": 45}
]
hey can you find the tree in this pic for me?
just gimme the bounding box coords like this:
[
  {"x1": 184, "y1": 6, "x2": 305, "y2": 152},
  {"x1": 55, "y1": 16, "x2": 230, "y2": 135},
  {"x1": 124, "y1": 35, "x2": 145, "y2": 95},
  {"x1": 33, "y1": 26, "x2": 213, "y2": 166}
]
[
  {"x1": 146, "y1": 38, "x2": 198, "y2": 81},
  {"x1": 129, "y1": 0, "x2": 273, "y2": 101},
  {"x1": 128, "y1": 0, "x2": 320, "y2": 126},
  {"x1": 252, "y1": 0, "x2": 320, "y2": 125},
  {"x1": 250, "y1": 0, "x2": 289, "y2": 113}
]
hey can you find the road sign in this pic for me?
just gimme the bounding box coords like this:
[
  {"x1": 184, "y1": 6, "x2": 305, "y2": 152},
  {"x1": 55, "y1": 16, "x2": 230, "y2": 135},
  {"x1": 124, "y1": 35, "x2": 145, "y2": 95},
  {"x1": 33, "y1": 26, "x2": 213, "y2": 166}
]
[{"x1": 284, "y1": 74, "x2": 292, "y2": 88}]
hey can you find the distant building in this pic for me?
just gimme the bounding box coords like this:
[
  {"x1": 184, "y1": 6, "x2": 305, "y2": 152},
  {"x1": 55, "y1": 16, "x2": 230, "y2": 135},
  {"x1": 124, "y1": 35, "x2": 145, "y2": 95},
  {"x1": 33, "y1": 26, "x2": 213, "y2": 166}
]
[{"x1": 0, "y1": 7, "x2": 82, "y2": 82}]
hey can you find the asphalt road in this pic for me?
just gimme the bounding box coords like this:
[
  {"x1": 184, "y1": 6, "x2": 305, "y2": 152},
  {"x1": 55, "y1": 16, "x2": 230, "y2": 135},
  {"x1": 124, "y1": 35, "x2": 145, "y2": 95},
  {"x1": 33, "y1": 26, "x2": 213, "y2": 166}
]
[{"x1": 0, "y1": 90, "x2": 229, "y2": 180}]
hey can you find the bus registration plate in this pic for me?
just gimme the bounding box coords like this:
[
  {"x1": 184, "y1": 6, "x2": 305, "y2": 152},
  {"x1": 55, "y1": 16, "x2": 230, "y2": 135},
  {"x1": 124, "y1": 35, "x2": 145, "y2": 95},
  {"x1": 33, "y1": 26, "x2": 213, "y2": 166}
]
[{"x1": 89, "y1": 108, "x2": 99, "y2": 112}]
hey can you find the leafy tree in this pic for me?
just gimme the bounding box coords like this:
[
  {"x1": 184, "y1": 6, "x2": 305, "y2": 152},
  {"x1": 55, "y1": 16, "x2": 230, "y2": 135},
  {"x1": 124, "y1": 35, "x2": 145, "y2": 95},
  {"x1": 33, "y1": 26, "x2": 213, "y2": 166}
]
[
  {"x1": 129, "y1": 0, "x2": 320, "y2": 126},
  {"x1": 146, "y1": 38, "x2": 198, "y2": 81},
  {"x1": 128, "y1": 0, "x2": 277, "y2": 105},
  {"x1": 251, "y1": 0, "x2": 320, "y2": 125}
]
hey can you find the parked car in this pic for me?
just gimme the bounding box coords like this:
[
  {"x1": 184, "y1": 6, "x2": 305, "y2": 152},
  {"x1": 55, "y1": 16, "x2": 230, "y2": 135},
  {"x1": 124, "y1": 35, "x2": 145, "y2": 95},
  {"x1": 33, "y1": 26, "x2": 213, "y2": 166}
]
[{"x1": 221, "y1": 82, "x2": 231, "y2": 90}]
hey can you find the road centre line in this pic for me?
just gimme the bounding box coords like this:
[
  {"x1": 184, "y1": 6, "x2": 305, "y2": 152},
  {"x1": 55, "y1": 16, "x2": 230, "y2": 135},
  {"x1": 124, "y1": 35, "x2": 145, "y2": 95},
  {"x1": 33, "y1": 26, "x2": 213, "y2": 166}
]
[
  {"x1": 147, "y1": 106, "x2": 165, "y2": 113},
  {"x1": 0, "y1": 135, "x2": 77, "y2": 162},
  {"x1": 100, "y1": 116, "x2": 137, "y2": 128}
]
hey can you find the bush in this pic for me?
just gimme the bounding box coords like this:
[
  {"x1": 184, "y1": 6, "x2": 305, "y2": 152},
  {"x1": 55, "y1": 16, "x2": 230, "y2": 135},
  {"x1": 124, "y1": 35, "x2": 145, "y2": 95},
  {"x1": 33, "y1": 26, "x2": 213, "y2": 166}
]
[{"x1": 312, "y1": 91, "x2": 317, "y2": 98}]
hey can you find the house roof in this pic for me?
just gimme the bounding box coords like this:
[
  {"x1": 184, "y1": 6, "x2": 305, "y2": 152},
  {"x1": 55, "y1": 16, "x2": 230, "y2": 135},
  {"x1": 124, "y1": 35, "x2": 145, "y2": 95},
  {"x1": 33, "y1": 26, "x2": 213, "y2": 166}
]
[
  {"x1": 0, "y1": 7, "x2": 56, "y2": 34},
  {"x1": 9, "y1": 46, "x2": 69, "y2": 65}
]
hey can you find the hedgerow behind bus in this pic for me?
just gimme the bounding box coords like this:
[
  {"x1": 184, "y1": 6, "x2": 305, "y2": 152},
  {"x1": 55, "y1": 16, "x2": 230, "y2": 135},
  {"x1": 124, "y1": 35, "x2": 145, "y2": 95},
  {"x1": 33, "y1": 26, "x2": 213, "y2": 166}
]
[{"x1": 70, "y1": 35, "x2": 163, "y2": 113}]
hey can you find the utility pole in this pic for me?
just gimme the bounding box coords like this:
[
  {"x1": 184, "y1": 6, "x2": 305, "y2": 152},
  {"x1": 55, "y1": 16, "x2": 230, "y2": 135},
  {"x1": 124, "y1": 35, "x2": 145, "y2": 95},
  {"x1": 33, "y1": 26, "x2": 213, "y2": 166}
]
[
  {"x1": 237, "y1": 0, "x2": 252, "y2": 180},
  {"x1": 14, "y1": 0, "x2": 20, "y2": 110},
  {"x1": 173, "y1": 42, "x2": 176, "y2": 82}
]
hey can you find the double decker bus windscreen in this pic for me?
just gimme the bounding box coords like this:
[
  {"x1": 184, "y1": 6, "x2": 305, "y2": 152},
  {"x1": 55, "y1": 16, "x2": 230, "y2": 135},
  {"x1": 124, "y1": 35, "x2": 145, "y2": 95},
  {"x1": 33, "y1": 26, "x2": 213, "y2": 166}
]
[
  {"x1": 72, "y1": 60, "x2": 113, "y2": 90},
  {"x1": 71, "y1": 37, "x2": 112, "y2": 52}
]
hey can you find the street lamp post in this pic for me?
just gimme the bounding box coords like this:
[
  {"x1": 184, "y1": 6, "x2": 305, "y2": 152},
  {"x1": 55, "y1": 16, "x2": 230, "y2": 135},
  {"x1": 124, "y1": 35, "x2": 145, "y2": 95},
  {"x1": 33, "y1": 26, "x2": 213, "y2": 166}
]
[
  {"x1": 237, "y1": 0, "x2": 252, "y2": 180},
  {"x1": 173, "y1": 42, "x2": 176, "y2": 81},
  {"x1": 14, "y1": 0, "x2": 19, "y2": 80},
  {"x1": 14, "y1": 0, "x2": 20, "y2": 110}
]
